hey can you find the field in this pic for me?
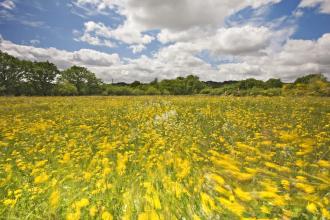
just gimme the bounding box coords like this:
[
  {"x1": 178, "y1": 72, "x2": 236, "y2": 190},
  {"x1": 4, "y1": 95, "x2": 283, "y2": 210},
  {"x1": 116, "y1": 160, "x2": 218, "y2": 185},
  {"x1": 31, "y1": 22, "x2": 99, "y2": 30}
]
[{"x1": 0, "y1": 96, "x2": 329, "y2": 220}]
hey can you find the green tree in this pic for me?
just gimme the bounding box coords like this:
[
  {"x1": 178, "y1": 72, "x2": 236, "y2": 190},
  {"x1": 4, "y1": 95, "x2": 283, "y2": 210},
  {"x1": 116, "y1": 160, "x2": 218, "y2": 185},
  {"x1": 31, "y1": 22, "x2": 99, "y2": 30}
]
[
  {"x1": 145, "y1": 86, "x2": 161, "y2": 95},
  {"x1": 0, "y1": 51, "x2": 24, "y2": 95},
  {"x1": 238, "y1": 78, "x2": 265, "y2": 90},
  {"x1": 158, "y1": 75, "x2": 205, "y2": 95},
  {"x1": 130, "y1": 80, "x2": 141, "y2": 87},
  {"x1": 294, "y1": 74, "x2": 327, "y2": 84},
  {"x1": 25, "y1": 61, "x2": 59, "y2": 95},
  {"x1": 55, "y1": 80, "x2": 78, "y2": 96},
  {"x1": 185, "y1": 75, "x2": 205, "y2": 94},
  {"x1": 265, "y1": 78, "x2": 283, "y2": 88},
  {"x1": 60, "y1": 66, "x2": 102, "y2": 95}
]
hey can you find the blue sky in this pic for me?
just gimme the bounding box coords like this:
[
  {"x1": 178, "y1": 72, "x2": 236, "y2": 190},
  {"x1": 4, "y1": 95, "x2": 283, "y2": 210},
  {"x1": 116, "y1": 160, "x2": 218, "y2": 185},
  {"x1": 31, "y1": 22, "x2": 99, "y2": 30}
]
[{"x1": 1, "y1": 0, "x2": 330, "y2": 82}]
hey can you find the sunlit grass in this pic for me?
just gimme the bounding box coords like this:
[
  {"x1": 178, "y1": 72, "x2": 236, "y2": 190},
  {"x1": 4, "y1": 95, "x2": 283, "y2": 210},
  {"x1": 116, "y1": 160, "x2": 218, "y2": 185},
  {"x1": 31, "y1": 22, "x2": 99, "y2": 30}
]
[{"x1": 0, "y1": 96, "x2": 329, "y2": 219}]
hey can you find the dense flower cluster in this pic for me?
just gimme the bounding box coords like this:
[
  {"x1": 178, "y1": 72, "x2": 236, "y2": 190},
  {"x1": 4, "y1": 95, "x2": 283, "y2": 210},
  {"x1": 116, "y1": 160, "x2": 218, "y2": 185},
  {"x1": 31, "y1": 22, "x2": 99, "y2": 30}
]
[{"x1": 0, "y1": 96, "x2": 329, "y2": 219}]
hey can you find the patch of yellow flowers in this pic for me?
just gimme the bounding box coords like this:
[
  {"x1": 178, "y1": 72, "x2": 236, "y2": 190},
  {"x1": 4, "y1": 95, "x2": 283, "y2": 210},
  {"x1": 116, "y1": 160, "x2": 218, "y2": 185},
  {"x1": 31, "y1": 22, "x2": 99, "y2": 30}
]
[{"x1": 0, "y1": 96, "x2": 329, "y2": 219}]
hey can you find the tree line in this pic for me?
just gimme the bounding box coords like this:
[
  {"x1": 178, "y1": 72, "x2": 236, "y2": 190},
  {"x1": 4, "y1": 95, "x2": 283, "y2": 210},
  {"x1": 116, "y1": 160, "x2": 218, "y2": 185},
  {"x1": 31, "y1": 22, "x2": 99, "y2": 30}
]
[{"x1": 1, "y1": 50, "x2": 329, "y2": 96}]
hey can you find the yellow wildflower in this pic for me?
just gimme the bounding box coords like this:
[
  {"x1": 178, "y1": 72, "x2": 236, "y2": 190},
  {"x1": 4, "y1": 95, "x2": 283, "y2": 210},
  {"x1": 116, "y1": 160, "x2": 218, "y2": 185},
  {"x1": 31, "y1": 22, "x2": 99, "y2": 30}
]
[
  {"x1": 260, "y1": 205, "x2": 270, "y2": 214},
  {"x1": 138, "y1": 212, "x2": 148, "y2": 220},
  {"x1": 200, "y1": 192, "x2": 216, "y2": 214},
  {"x1": 306, "y1": 203, "x2": 318, "y2": 214},
  {"x1": 318, "y1": 160, "x2": 330, "y2": 168},
  {"x1": 3, "y1": 199, "x2": 16, "y2": 207},
  {"x1": 66, "y1": 211, "x2": 80, "y2": 220},
  {"x1": 234, "y1": 187, "x2": 252, "y2": 201},
  {"x1": 89, "y1": 206, "x2": 97, "y2": 217},
  {"x1": 116, "y1": 153, "x2": 128, "y2": 175},
  {"x1": 210, "y1": 173, "x2": 225, "y2": 185},
  {"x1": 281, "y1": 180, "x2": 290, "y2": 190},
  {"x1": 75, "y1": 198, "x2": 89, "y2": 208},
  {"x1": 34, "y1": 173, "x2": 49, "y2": 184},
  {"x1": 101, "y1": 211, "x2": 113, "y2": 220},
  {"x1": 218, "y1": 197, "x2": 245, "y2": 216},
  {"x1": 49, "y1": 190, "x2": 60, "y2": 210},
  {"x1": 296, "y1": 183, "x2": 315, "y2": 194},
  {"x1": 322, "y1": 208, "x2": 330, "y2": 218}
]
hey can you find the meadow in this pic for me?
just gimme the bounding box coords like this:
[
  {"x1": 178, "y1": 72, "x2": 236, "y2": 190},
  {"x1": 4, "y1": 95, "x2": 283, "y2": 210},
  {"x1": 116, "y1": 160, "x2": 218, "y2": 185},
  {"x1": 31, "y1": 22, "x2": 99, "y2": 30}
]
[{"x1": 0, "y1": 96, "x2": 329, "y2": 220}]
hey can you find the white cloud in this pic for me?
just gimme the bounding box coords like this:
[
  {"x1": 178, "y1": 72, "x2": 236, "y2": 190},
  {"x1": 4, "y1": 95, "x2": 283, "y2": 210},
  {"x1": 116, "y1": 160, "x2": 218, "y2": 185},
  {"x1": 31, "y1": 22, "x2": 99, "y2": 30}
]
[
  {"x1": 77, "y1": 32, "x2": 116, "y2": 48},
  {"x1": 20, "y1": 20, "x2": 45, "y2": 28},
  {"x1": 157, "y1": 27, "x2": 212, "y2": 44},
  {"x1": 76, "y1": 21, "x2": 154, "y2": 47},
  {"x1": 0, "y1": 0, "x2": 15, "y2": 10},
  {"x1": 0, "y1": 37, "x2": 121, "y2": 70},
  {"x1": 129, "y1": 44, "x2": 145, "y2": 54},
  {"x1": 72, "y1": 0, "x2": 282, "y2": 49},
  {"x1": 30, "y1": 39, "x2": 40, "y2": 45},
  {"x1": 110, "y1": 0, "x2": 281, "y2": 31},
  {"x1": 72, "y1": 0, "x2": 118, "y2": 15},
  {"x1": 218, "y1": 63, "x2": 266, "y2": 81},
  {"x1": 159, "y1": 25, "x2": 281, "y2": 57},
  {"x1": 299, "y1": 0, "x2": 330, "y2": 14},
  {"x1": 206, "y1": 26, "x2": 272, "y2": 55},
  {"x1": 225, "y1": 33, "x2": 330, "y2": 81},
  {"x1": 2, "y1": 1, "x2": 329, "y2": 83},
  {"x1": 1, "y1": 32, "x2": 330, "y2": 83}
]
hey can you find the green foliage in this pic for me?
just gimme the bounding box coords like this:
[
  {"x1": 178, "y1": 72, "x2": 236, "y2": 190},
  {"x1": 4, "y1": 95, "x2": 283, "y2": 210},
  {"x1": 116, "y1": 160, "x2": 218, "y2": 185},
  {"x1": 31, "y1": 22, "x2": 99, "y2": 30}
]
[
  {"x1": 55, "y1": 80, "x2": 78, "y2": 96},
  {"x1": 265, "y1": 78, "x2": 283, "y2": 88},
  {"x1": 262, "y1": 88, "x2": 282, "y2": 96},
  {"x1": 60, "y1": 66, "x2": 102, "y2": 95},
  {"x1": 294, "y1": 73, "x2": 327, "y2": 84},
  {"x1": 283, "y1": 75, "x2": 330, "y2": 96},
  {"x1": 238, "y1": 78, "x2": 266, "y2": 90},
  {"x1": 145, "y1": 86, "x2": 161, "y2": 95},
  {"x1": 0, "y1": 51, "x2": 25, "y2": 95},
  {"x1": 26, "y1": 61, "x2": 59, "y2": 95},
  {"x1": 159, "y1": 75, "x2": 205, "y2": 95},
  {"x1": 0, "y1": 50, "x2": 329, "y2": 96},
  {"x1": 106, "y1": 85, "x2": 135, "y2": 96}
]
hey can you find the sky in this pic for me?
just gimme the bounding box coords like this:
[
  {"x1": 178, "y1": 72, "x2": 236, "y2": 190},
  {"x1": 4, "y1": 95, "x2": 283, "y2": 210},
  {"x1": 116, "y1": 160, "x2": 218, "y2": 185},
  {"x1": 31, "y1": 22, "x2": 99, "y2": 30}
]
[{"x1": 0, "y1": 0, "x2": 330, "y2": 83}]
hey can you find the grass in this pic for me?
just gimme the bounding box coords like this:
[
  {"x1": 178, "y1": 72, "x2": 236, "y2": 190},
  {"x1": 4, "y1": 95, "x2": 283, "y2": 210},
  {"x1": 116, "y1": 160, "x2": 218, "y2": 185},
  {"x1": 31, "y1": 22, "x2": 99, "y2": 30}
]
[{"x1": 0, "y1": 96, "x2": 329, "y2": 219}]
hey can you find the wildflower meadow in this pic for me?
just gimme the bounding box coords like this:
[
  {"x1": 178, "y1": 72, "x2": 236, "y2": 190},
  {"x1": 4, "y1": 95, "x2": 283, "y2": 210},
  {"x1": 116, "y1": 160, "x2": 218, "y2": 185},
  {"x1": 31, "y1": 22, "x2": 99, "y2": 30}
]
[{"x1": 0, "y1": 96, "x2": 329, "y2": 219}]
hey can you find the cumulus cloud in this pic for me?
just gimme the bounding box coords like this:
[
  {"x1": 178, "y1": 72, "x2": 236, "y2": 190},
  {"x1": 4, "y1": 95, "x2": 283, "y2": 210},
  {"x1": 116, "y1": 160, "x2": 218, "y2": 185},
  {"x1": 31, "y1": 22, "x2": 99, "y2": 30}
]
[
  {"x1": 157, "y1": 27, "x2": 212, "y2": 44},
  {"x1": 229, "y1": 33, "x2": 330, "y2": 81},
  {"x1": 158, "y1": 25, "x2": 284, "y2": 57},
  {"x1": 71, "y1": 0, "x2": 118, "y2": 16},
  {"x1": 0, "y1": 0, "x2": 15, "y2": 10},
  {"x1": 30, "y1": 39, "x2": 40, "y2": 46},
  {"x1": 1, "y1": 32, "x2": 330, "y2": 83},
  {"x1": 72, "y1": 0, "x2": 282, "y2": 48},
  {"x1": 299, "y1": 0, "x2": 330, "y2": 14},
  {"x1": 218, "y1": 63, "x2": 266, "y2": 81},
  {"x1": 0, "y1": 37, "x2": 121, "y2": 70},
  {"x1": 129, "y1": 44, "x2": 145, "y2": 54},
  {"x1": 206, "y1": 26, "x2": 272, "y2": 55},
  {"x1": 83, "y1": 0, "x2": 281, "y2": 31},
  {"x1": 76, "y1": 21, "x2": 154, "y2": 47},
  {"x1": 2, "y1": 0, "x2": 329, "y2": 83}
]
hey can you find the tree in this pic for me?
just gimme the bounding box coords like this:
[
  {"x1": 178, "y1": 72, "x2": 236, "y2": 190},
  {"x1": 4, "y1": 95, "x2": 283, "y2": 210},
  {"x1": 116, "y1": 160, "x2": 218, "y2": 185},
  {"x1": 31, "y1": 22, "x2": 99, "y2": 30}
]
[
  {"x1": 145, "y1": 86, "x2": 161, "y2": 95},
  {"x1": 0, "y1": 51, "x2": 24, "y2": 95},
  {"x1": 130, "y1": 80, "x2": 141, "y2": 87},
  {"x1": 265, "y1": 78, "x2": 283, "y2": 88},
  {"x1": 294, "y1": 74, "x2": 327, "y2": 84},
  {"x1": 60, "y1": 66, "x2": 102, "y2": 95},
  {"x1": 158, "y1": 75, "x2": 205, "y2": 95},
  {"x1": 55, "y1": 80, "x2": 78, "y2": 96},
  {"x1": 185, "y1": 75, "x2": 205, "y2": 94},
  {"x1": 25, "y1": 61, "x2": 59, "y2": 95},
  {"x1": 238, "y1": 78, "x2": 265, "y2": 90}
]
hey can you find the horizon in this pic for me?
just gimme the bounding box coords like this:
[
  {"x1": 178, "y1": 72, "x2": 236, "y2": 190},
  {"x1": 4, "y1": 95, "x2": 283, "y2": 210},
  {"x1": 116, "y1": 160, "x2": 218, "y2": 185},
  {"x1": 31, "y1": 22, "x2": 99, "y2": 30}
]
[{"x1": 1, "y1": 0, "x2": 330, "y2": 83}]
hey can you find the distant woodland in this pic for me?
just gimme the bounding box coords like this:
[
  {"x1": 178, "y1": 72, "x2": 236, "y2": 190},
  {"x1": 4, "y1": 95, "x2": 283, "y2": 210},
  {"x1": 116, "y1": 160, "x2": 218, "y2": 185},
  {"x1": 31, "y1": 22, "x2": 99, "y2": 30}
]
[{"x1": 1, "y1": 50, "x2": 329, "y2": 96}]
